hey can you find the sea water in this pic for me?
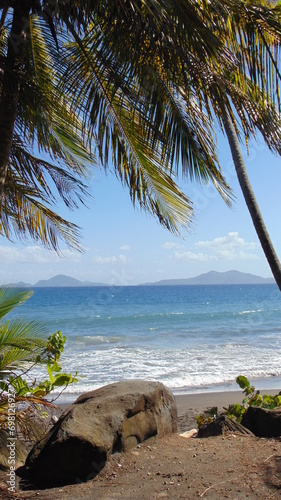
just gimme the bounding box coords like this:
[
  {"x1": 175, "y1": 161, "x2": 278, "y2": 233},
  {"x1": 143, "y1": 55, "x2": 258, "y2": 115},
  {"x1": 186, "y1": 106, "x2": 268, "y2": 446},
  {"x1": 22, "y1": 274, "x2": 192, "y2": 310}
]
[{"x1": 7, "y1": 284, "x2": 281, "y2": 402}]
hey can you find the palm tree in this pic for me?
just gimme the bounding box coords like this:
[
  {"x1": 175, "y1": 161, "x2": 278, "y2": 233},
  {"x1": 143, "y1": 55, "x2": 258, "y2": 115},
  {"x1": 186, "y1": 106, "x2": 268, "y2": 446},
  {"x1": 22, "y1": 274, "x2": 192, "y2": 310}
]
[
  {"x1": 0, "y1": 0, "x2": 259, "y2": 250},
  {"x1": 164, "y1": 0, "x2": 281, "y2": 288},
  {"x1": 61, "y1": 1, "x2": 281, "y2": 287},
  {"x1": 193, "y1": 1, "x2": 281, "y2": 290},
  {"x1": 0, "y1": 3, "x2": 96, "y2": 251},
  {"x1": 0, "y1": 1, "x2": 197, "y2": 251},
  {"x1": 222, "y1": 112, "x2": 281, "y2": 290},
  {"x1": 1, "y1": 0, "x2": 281, "y2": 273},
  {"x1": 216, "y1": 0, "x2": 281, "y2": 290}
]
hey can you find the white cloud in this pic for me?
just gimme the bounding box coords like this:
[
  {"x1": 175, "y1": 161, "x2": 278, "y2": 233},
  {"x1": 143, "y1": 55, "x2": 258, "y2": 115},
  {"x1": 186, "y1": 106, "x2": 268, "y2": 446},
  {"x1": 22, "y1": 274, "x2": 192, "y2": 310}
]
[
  {"x1": 91, "y1": 255, "x2": 118, "y2": 264},
  {"x1": 175, "y1": 251, "x2": 215, "y2": 262},
  {"x1": 119, "y1": 254, "x2": 127, "y2": 264},
  {"x1": 174, "y1": 232, "x2": 259, "y2": 263},
  {"x1": 162, "y1": 242, "x2": 184, "y2": 250},
  {"x1": 120, "y1": 245, "x2": 130, "y2": 251},
  {"x1": 0, "y1": 245, "x2": 81, "y2": 263},
  {"x1": 196, "y1": 232, "x2": 257, "y2": 251},
  {"x1": 91, "y1": 253, "x2": 131, "y2": 265}
]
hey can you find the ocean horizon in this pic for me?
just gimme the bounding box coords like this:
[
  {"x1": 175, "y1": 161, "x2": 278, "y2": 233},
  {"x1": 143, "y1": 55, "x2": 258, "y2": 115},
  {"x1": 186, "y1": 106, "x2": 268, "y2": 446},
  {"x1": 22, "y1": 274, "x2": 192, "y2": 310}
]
[{"x1": 7, "y1": 283, "x2": 281, "y2": 403}]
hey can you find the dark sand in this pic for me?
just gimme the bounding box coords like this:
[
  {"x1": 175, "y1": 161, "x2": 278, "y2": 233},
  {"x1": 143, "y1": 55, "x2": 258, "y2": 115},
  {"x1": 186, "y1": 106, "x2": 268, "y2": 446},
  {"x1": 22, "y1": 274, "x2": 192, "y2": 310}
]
[
  {"x1": 177, "y1": 389, "x2": 279, "y2": 431},
  {"x1": 2, "y1": 387, "x2": 281, "y2": 499}
]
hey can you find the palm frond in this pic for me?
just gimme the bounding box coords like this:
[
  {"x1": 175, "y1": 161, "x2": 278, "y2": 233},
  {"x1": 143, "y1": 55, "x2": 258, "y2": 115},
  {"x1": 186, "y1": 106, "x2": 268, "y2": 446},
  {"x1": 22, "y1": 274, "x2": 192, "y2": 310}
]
[
  {"x1": 2, "y1": 168, "x2": 83, "y2": 251},
  {"x1": 11, "y1": 134, "x2": 89, "y2": 209},
  {"x1": 28, "y1": 14, "x2": 94, "y2": 168},
  {"x1": 0, "y1": 287, "x2": 33, "y2": 320},
  {"x1": 0, "y1": 287, "x2": 47, "y2": 372},
  {"x1": 1, "y1": 13, "x2": 95, "y2": 251},
  {"x1": 59, "y1": 20, "x2": 194, "y2": 233}
]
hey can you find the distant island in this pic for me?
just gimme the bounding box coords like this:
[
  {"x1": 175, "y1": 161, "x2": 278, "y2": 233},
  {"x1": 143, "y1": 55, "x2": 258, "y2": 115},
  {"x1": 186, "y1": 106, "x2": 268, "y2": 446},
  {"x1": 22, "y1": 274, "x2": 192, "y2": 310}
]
[
  {"x1": 11, "y1": 270, "x2": 274, "y2": 288},
  {"x1": 12, "y1": 274, "x2": 107, "y2": 288},
  {"x1": 34, "y1": 274, "x2": 107, "y2": 288},
  {"x1": 143, "y1": 270, "x2": 274, "y2": 286}
]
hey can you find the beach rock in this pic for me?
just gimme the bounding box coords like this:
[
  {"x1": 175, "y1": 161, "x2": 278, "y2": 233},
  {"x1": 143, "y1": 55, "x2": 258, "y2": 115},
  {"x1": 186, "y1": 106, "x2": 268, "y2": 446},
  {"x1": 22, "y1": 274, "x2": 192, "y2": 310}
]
[
  {"x1": 24, "y1": 380, "x2": 177, "y2": 487},
  {"x1": 241, "y1": 406, "x2": 281, "y2": 437},
  {"x1": 197, "y1": 415, "x2": 254, "y2": 438},
  {"x1": 0, "y1": 430, "x2": 29, "y2": 470}
]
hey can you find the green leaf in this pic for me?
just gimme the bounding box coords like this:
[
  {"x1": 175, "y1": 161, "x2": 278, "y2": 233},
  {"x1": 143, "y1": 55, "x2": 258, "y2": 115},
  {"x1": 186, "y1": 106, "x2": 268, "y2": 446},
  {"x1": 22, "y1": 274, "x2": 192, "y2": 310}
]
[
  {"x1": 236, "y1": 375, "x2": 250, "y2": 390},
  {"x1": 0, "y1": 381, "x2": 8, "y2": 392},
  {"x1": 48, "y1": 360, "x2": 62, "y2": 373},
  {"x1": 53, "y1": 373, "x2": 78, "y2": 387},
  {"x1": 46, "y1": 363, "x2": 54, "y2": 383}
]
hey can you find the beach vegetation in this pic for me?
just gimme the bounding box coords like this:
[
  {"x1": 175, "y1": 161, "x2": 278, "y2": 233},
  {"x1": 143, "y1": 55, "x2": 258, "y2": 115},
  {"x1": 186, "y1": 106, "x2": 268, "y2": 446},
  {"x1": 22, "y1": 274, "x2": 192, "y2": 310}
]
[
  {"x1": 226, "y1": 375, "x2": 281, "y2": 423},
  {"x1": 196, "y1": 406, "x2": 219, "y2": 429},
  {"x1": 197, "y1": 375, "x2": 281, "y2": 428},
  {"x1": 0, "y1": 287, "x2": 77, "y2": 439}
]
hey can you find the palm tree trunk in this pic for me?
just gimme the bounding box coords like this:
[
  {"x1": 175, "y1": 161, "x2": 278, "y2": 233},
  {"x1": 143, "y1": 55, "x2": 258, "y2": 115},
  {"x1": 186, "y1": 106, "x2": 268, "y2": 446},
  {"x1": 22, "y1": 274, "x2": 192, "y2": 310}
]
[
  {"x1": 222, "y1": 111, "x2": 281, "y2": 292},
  {"x1": 0, "y1": 0, "x2": 30, "y2": 201}
]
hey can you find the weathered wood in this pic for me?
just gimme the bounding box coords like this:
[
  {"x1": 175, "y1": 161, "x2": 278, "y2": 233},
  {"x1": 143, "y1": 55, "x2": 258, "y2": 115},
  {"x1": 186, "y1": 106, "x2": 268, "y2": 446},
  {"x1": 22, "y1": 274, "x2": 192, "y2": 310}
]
[{"x1": 198, "y1": 415, "x2": 254, "y2": 438}]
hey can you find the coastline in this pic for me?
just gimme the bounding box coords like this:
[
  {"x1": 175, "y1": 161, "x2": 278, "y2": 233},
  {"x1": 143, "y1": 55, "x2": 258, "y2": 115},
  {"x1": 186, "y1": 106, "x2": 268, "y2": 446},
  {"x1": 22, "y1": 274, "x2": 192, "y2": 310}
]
[
  {"x1": 19, "y1": 386, "x2": 281, "y2": 499},
  {"x1": 54, "y1": 375, "x2": 281, "y2": 406},
  {"x1": 175, "y1": 389, "x2": 279, "y2": 430},
  {"x1": 56, "y1": 378, "x2": 281, "y2": 432}
]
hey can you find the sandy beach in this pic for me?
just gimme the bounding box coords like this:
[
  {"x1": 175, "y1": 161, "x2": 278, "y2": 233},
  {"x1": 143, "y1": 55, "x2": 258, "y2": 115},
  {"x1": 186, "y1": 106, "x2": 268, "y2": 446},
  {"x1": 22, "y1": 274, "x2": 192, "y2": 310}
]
[
  {"x1": 1, "y1": 385, "x2": 280, "y2": 499},
  {"x1": 175, "y1": 390, "x2": 241, "y2": 431},
  {"x1": 9, "y1": 386, "x2": 281, "y2": 499},
  {"x1": 174, "y1": 389, "x2": 279, "y2": 431}
]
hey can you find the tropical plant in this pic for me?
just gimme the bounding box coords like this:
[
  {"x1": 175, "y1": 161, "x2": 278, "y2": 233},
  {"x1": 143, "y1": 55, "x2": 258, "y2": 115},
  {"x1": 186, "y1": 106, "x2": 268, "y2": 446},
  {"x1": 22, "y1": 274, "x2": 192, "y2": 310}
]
[
  {"x1": 59, "y1": 0, "x2": 281, "y2": 288},
  {"x1": 1, "y1": 1, "x2": 281, "y2": 281},
  {"x1": 197, "y1": 375, "x2": 281, "y2": 428},
  {"x1": 222, "y1": 112, "x2": 281, "y2": 291},
  {"x1": 217, "y1": 0, "x2": 281, "y2": 290},
  {"x1": 0, "y1": 1, "x2": 194, "y2": 251},
  {"x1": 169, "y1": 1, "x2": 281, "y2": 290},
  {"x1": 226, "y1": 375, "x2": 281, "y2": 422},
  {"x1": 102, "y1": 0, "x2": 281, "y2": 289},
  {"x1": 0, "y1": 287, "x2": 77, "y2": 439}
]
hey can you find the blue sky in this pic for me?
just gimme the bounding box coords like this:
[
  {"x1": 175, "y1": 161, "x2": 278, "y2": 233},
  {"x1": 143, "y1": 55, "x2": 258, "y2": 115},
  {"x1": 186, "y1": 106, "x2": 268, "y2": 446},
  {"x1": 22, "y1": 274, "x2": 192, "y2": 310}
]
[{"x1": 1, "y1": 131, "x2": 280, "y2": 286}]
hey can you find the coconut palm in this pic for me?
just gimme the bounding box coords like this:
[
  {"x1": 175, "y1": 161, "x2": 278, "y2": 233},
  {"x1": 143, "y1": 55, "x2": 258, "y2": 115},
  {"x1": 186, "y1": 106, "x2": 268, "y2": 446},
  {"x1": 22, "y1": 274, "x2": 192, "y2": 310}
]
[
  {"x1": 60, "y1": 0, "x2": 281, "y2": 287},
  {"x1": 165, "y1": 0, "x2": 281, "y2": 288},
  {"x1": 0, "y1": 0, "x2": 259, "y2": 249},
  {"x1": 216, "y1": 0, "x2": 281, "y2": 290},
  {"x1": 0, "y1": 1, "x2": 196, "y2": 251},
  {"x1": 1, "y1": 1, "x2": 281, "y2": 269},
  {"x1": 0, "y1": 3, "x2": 95, "y2": 251}
]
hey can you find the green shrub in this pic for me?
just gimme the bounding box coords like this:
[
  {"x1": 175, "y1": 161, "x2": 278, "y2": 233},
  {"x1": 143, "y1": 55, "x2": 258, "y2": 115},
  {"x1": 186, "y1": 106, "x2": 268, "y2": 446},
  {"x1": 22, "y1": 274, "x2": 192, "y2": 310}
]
[
  {"x1": 0, "y1": 287, "x2": 77, "y2": 439},
  {"x1": 197, "y1": 375, "x2": 281, "y2": 428}
]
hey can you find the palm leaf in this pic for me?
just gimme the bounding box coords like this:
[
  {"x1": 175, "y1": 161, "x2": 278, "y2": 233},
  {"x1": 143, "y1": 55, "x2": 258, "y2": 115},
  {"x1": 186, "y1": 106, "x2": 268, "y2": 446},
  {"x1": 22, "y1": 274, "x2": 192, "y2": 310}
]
[
  {"x1": 0, "y1": 288, "x2": 33, "y2": 320},
  {"x1": 2, "y1": 168, "x2": 83, "y2": 251},
  {"x1": 0, "y1": 287, "x2": 47, "y2": 372},
  {"x1": 28, "y1": 14, "x2": 94, "y2": 168}
]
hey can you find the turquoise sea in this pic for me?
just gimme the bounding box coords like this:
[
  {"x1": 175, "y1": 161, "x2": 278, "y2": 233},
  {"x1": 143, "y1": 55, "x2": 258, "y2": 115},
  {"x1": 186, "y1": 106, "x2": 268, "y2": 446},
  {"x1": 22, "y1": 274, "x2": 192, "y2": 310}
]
[{"x1": 8, "y1": 284, "x2": 281, "y2": 402}]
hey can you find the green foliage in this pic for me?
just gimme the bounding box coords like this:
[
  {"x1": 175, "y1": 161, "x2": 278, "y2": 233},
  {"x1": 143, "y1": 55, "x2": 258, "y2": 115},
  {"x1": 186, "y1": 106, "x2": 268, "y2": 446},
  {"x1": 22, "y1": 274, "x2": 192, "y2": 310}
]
[
  {"x1": 227, "y1": 375, "x2": 281, "y2": 422},
  {"x1": 3, "y1": 1, "x2": 281, "y2": 251},
  {"x1": 0, "y1": 287, "x2": 77, "y2": 438},
  {"x1": 197, "y1": 375, "x2": 281, "y2": 428},
  {"x1": 196, "y1": 406, "x2": 218, "y2": 429},
  {"x1": 0, "y1": 330, "x2": 78, "y2": 399}
]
